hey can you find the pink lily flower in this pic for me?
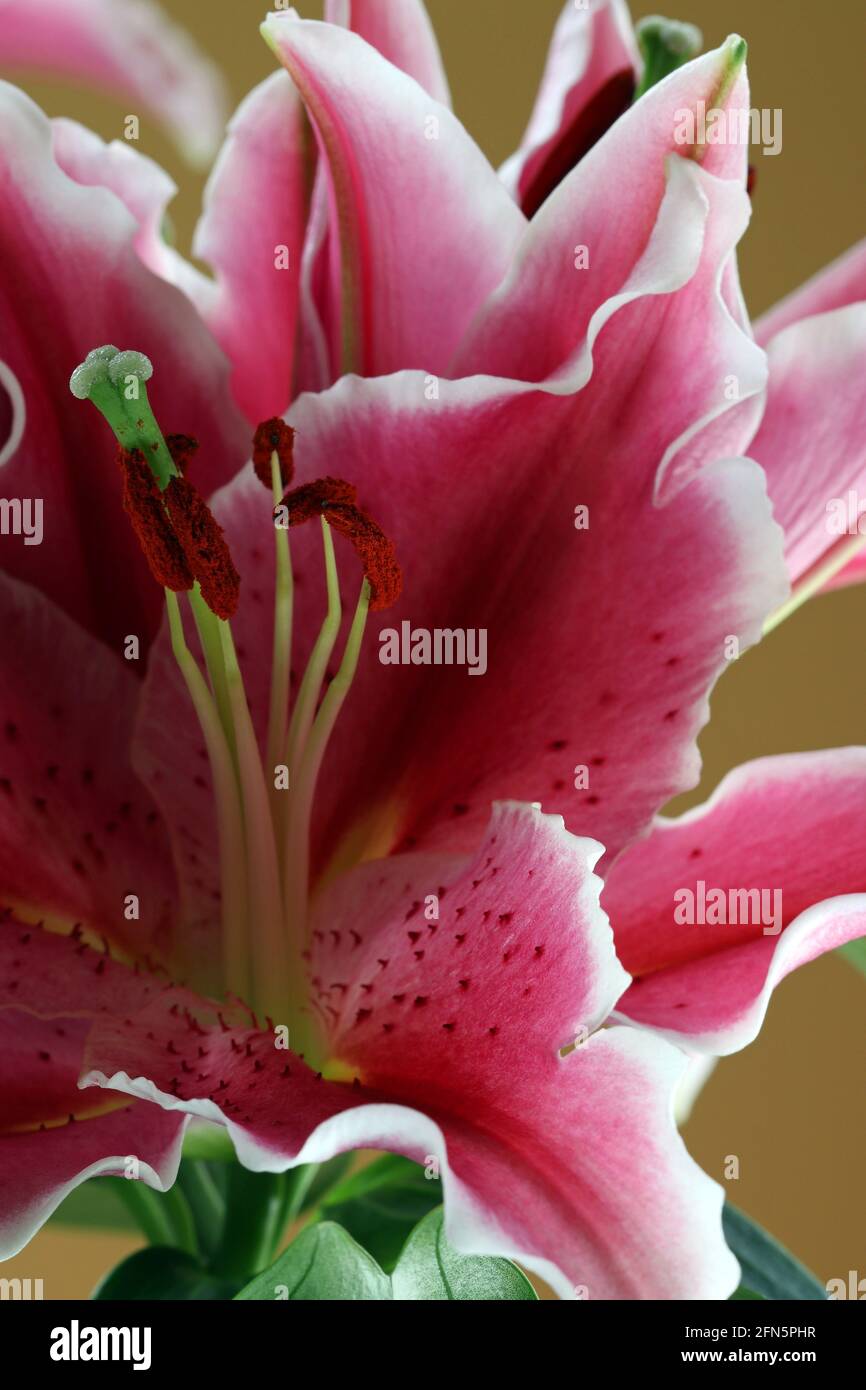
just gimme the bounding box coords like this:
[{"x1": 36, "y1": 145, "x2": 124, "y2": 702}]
[{"x1": 1, "y1": 2, "x2": 864, "y2": 1300}]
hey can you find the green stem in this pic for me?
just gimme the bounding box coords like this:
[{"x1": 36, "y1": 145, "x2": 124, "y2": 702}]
[
  {"x1": 217, "y1": 618, "x2": 291, "y2": 1024},
  {"x1": 160, "y1": 1184, "x2": 199, "y2": 1258},
  {"x1": 190, "y1": 585, "x2": 238, "y2": 761},
  {"x1": 177, "y1": 1161, "x2": 226, "y2": 1260},
  {"x1": 114, "y1": 1180, "x2": 176, "y2": 1247},
  {"x1": 212, "y1": 1168, "x2": 287, "y2": 1280},
  {"x1": 165, "y1": 589, "x2": 249, "y2": 998},
  {"x1": 285, "y1": 580, "x2": 370, "y2": 954},
  {"x1": 114, "y1": 1179, "x2": 198, "y2": 1257},
  {"x1": 284, "y1": 519, "x2": 341, "y2": 785},
  {"x1": 267, "y1": 450, "x2": 294, "y2": 826},
  {"x1": 268, "y1": 1164, "x2": 321, "y2": 1260}
]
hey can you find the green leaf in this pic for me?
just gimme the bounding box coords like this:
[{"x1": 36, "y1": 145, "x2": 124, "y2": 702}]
[
  {"x1": 391, "y1": 1207, "x2": 537, "y2": 1300},
  {"x1": 730, "y1": 1285, "x2": 765, "y2": 1300},
  {"x1": 92, "y1": 1247, "x2": 239, "y2": 1301},
  {"x1": 838, "y1": 937, "x2": 866, "y2": 979},
  {"x1": 723, "y1": 1204, "x2": 826, "y2": 1300},
  {"x1": 235, "y1": 1222, "x2": 392, "y2": 1301},
  {"x1": 319, "y1": 1154, "x2": 441, "y2": 1272},
  {"x1": 48, "y1": 1177, "x2": 136, "y2": 1231}
]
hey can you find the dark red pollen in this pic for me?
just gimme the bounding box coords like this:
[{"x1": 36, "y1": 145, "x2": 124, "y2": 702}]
[
  {"x1": 165, "y1": 434, "x2": 200, "y2": 475},
  {"x1": 164, "y1": 476, "x2": 241, "y2": 620},
  {"x1": 118, "y1": 447, "x2": 193, "y2": 593},
  {"x1": 253, "y1": 418, "x2": 295, "y2": 489},
  {"x1": 279, "y1": 476, "x2": 402, "y2": 611}
]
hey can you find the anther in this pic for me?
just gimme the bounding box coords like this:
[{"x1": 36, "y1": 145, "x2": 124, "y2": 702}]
[
  {"x1": 163, "y1": 477, "x2": 241, "y2": 620},
  {"x1": 118, "y1": 447, "x2": 193, "y2": 593},
  {"x1": 279, "y1": 477, "x2": 402, "y2": 611},
  {"x1": 253, "y1": 418, "x2": 295, "y2": 490}
]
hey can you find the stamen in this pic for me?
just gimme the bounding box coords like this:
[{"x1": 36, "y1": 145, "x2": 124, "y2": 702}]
[
  {"x1": 163, "y1": 476, "x2": 241, "y2": 621},
  {"x1": 285, "y1": 518, "x2": 342, "y2": 789},
  {"x1": 285, "y1": 578, "x2": 371, "y2": 949},
  {"x1": 267, "y1": 448, "x2": 293, "y2": 814},
  {"x1": 118, "y1": 447, "x2": 193, "y2": 593},
  {"x1": 164, "y1": 590, "x2": 249, "y2": 999},
  {"x1": 279, "y1": 477, "x2": 402, "y2": 610},
  {"x1": 214, "y1": 615, "x2": 316, "y2": 1047},
  {"x1": 253, "y1": 418, "x2": 295, "y2": 490}
]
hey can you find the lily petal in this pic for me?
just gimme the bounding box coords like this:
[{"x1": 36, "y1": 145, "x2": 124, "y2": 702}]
[
  {"x1": 455, "y1": 38, "x2": 752, "y2": 387},
  {"x1": 190, "y1": 73, "x2": 314, "y2": 424},
  {"x1": 747, "y1": 305, "x2": 866, "y2": 588},
  {"x1": 261, "y1": 12, "x2": 526, "y2": 377},
  {"x1": 0, "y1": 82, "x2": 248, "y2": 649},
  {"x1": 603, "y1": 749, "x2": 866, "y2": 1054},
  {"x1": 0, "y1": 921, "x2": 185, "y2": 1260},
  {"x1": 499, "y1": 0, "x2": 639, "y2": 215},
  {"x1": 304, "y1": 3, "x2": 452, "y2": 392},
  {"x1": 50, "y1": 116, "x2": 203, "y2": 293},
  {"x1": 0, "y1": 0, "x2": 228, "y2": 166},
  {"x1": 0, "y1": 575, "x2": 177, "y2": 959},
  {"x1": 325, "y1": 0, "x2": 451, "y2": 105},
  {"x1": 755, "y1": 238, "x2": 866, "y2": 345},
  {"x1": 83, "y1": 805, "x2": 737, "y2": 1299},
  {"x1": 0, "y1": 1095, "x2": 185, "y2": 1261}
]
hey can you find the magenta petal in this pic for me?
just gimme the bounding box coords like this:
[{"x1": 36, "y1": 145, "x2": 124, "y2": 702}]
[
  {"x1": 262, "y1": 12, "x2": 526, "y2": 377},
  {"x1": 500, "y1": 0, "x2": 639, "y2": 212},
  {"x1": 0, "y1": 915, "x2": 170, "y2": 1021},
  {"x1": 83, "y1": 805, "x2": 736, "y2": 1299},
  {"x1": 604, "y1": 749, "x2": 866, "y2": 1054},
  {"x1": 455, "y1": 40, "x2": 751, "y2": 385},
  {"x1": 191, "y1": 73, "x2": 313, "y2": 423},
  {"x1": 0, "y1": 83, "x2": 248, "y2": 649},
  {"x1": 0, "y1": 1092, "x2": 185, "y2": 1260},
  {"x1": 747, "y1": 305, "x2": 866, "y2": 586},
  {"x1": 0, "y1": 575, "x2": 178, "y2": 958},
  {"x1": 295, "y1": 1, "x2": 451, "y2": 391},
  {"x1": 310, "y1": 803, "x2": 629, "y2": 1058},
  {"x1": 748, "y1": 240, "x2": 866, "y2": 592},
  {"x1": 0, "y1": 922, "x2": 185, "y2": 1259},
  {"x1": 0, "y1": 0, "x2": 227, "y2": 166},
  {"x1": 50, "y1": 116, "x2": 205, "y2": 295},
  {"x1": 755, "y1": 238, "x2": 866, "y2": 346},
  {"x1": 325, "y1": 0, "x2": 451, "y2": 105}
]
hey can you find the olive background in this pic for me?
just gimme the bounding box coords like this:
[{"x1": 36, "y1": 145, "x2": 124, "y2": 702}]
[{"x1": 5, "y1": 0, "x2": 864, "y2": 1296}]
